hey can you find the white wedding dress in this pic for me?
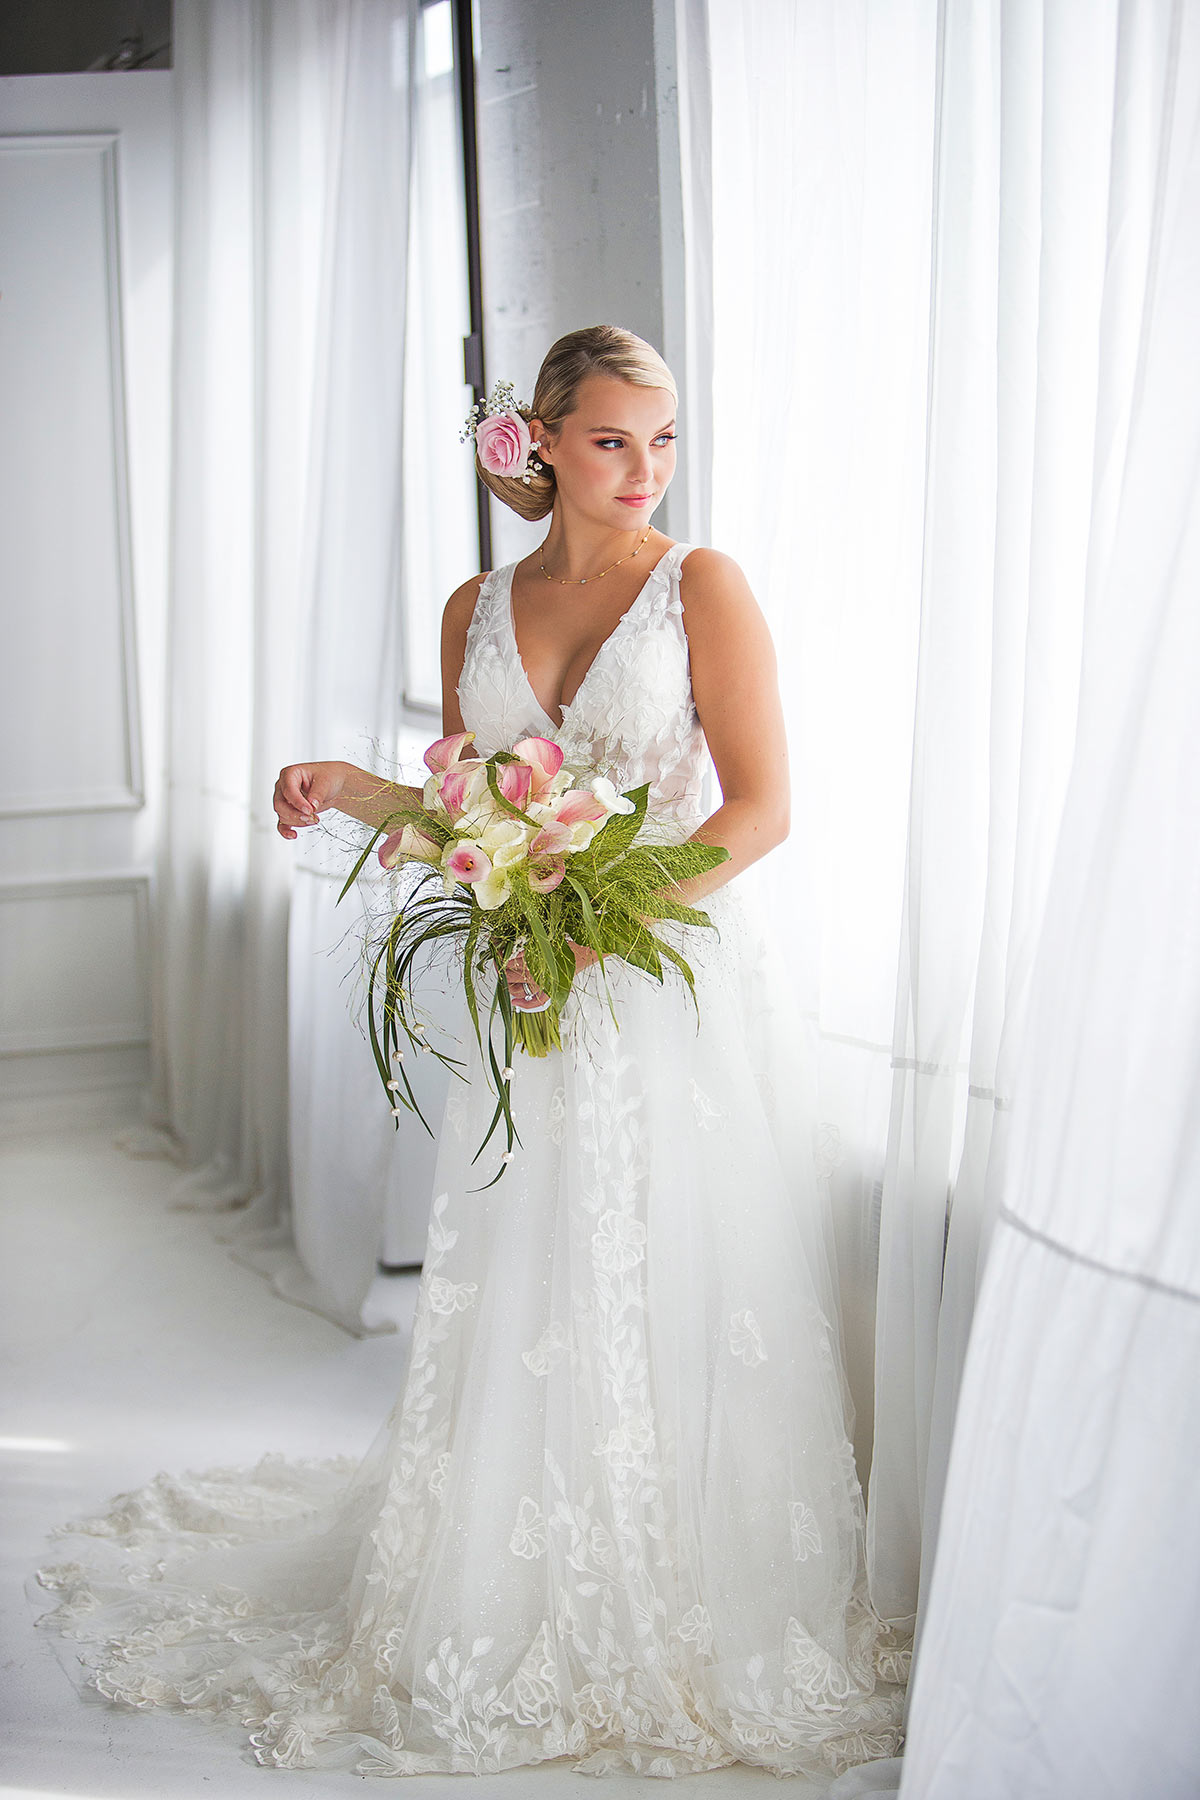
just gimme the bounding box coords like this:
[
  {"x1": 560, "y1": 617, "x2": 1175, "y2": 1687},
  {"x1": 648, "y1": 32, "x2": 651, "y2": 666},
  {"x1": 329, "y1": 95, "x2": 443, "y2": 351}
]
[{"x1": 32, "y1": 541, "x2": 910, "y2": 1780}]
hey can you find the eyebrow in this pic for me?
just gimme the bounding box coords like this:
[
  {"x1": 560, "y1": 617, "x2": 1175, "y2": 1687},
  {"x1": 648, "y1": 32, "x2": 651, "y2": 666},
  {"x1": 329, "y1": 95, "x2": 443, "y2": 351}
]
[{"x1": 587, "y1": 420, "x2": 676, "y2": 433}]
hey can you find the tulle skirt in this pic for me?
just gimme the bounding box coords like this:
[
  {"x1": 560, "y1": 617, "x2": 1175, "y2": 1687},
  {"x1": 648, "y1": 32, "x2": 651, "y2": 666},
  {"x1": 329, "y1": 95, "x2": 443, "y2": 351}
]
[{"x1": 30, "y1": 878, "x2": 910, "y2": 1779}]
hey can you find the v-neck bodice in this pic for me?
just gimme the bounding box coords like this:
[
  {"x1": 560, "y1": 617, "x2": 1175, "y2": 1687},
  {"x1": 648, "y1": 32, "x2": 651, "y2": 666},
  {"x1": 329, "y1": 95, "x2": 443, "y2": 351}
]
[
  {"x1": 504, "y1": 544, "x2": 683, "y2": 732},
  {"x1": 456, "y1": 540, "x2": 711, "y2": 834}
]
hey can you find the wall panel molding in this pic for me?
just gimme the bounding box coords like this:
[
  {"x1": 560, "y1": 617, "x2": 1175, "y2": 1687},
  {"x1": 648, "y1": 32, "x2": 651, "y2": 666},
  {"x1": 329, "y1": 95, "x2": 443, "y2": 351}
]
[
  {"x1": 0, "y1": 872, "x2": 151, "y2": 1055},
  {"x1": 0, "y1": 131, "x2": 144, "y2": 818}
]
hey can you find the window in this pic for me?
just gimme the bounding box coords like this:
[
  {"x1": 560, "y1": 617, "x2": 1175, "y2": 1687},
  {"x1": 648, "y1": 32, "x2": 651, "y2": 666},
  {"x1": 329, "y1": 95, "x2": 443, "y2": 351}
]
[{"x1": 400, "y1": 0, "x2": 484, "y2": 720}]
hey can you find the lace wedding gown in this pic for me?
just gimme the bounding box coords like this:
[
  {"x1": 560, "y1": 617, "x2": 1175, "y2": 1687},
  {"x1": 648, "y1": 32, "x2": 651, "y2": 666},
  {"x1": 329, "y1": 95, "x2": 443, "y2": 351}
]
[{"x1": 32, "y1": 541, "x2": 910, "y2": 1780}]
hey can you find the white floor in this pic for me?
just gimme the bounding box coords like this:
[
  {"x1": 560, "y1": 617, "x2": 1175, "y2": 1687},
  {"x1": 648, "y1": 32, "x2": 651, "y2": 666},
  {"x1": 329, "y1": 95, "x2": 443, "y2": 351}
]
[{"x1": 0, "y1": 1097, "x2": 824, "y2": 1800}]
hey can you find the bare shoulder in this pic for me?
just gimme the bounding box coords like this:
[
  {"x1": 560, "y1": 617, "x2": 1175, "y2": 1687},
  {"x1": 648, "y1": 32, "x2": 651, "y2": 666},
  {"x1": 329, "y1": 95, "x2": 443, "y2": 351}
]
[
  {"x1": 678, "y1": 545, "x2": 744, "y2": 581},
  {"x1": 674, "y1": 545, "x2": 777, "y2": 707},
  {"x1": 442, "y1": 569, "x2": 490, "y2": 636},
  {"x1": 677, "y1": 546, "x2": 758, "y2": 610},
  {"x1": 440, "y1": 572, "x2": 492, "y2": 736},
  {"x1": 676, "y1": 546, "x2": 767, "y2": 635}
]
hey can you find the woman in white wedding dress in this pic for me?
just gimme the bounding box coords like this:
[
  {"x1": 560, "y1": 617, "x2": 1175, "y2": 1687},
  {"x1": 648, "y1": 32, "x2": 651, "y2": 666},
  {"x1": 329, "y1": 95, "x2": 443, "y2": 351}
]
[{"x1": 31, "y1": 326, "x2": 909, "y2": 1781}]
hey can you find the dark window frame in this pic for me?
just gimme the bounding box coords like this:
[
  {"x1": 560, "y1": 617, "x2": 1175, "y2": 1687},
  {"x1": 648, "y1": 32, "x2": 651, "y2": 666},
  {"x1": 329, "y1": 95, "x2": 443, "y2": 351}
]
[
  {"x1": 398, "y1": 0, "x2": 489, "y2": 727},
  {"x1": 451, "y1": 0, "x2": 490, "y2": 572}
]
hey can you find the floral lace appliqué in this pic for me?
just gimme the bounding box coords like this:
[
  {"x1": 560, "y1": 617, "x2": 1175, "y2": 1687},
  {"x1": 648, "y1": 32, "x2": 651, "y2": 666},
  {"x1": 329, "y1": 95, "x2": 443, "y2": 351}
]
[
  {"x1": 729, "y1": 1308, "x2": 768, "y2": 1366},
  {"x1": 424, "y1": 1275, "x2": 478, "y2": 1315},
  {"x1": 510, "y1": 1497, "x2": 548, "y2": 1560},
  {"x1": 789, "y1": 1500, "x2": 823, "y2": 1562},
  {"x1": 690, "y1": 1076, "x2": 729, "y2": 1130},
  {"x1": 522, "y1": 1320, "x2": 568, "y2": 1378},
  {"x1": 674, "y1": 1603, "x2": 715, "y2": 1655},
  {"x1": 813, "y1": 1120, "x2": 847, "y2": 1179}
]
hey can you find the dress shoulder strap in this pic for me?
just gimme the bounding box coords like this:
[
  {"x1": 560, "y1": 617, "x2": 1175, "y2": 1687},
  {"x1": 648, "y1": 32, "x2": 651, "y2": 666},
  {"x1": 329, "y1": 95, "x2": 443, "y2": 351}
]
[
  {"x1": 659, "y1": 542, "x2": 699, "y2": 602},
  {"x1": 464, "y1": 562, "x2": 510, "y2": 648},
  {"x1": 663, "y1": 541, "x2": 701, "y2": 587}
]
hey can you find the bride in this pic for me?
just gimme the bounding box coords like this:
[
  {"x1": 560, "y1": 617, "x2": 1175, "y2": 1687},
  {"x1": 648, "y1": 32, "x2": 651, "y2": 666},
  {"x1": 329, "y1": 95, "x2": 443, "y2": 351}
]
[{"x1": 32, "y1": 325, "x2": 910, "y2": 1781}]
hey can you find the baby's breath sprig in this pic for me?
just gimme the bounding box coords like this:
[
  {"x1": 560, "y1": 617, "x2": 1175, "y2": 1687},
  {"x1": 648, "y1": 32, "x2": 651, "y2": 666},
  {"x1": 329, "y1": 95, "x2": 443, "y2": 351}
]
[
  {"x1": 459, "y1": 378, "x2": 528, "y2": 443},
  {"x1": 460, "y1": 379, "x2": 547, "y2": 485}
]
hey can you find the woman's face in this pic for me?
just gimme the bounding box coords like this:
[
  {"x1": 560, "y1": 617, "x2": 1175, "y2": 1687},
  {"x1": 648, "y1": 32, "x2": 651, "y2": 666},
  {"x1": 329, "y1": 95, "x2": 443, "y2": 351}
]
[{"x1": 533, "y1": 373, "x2": 677, "y2": 529}]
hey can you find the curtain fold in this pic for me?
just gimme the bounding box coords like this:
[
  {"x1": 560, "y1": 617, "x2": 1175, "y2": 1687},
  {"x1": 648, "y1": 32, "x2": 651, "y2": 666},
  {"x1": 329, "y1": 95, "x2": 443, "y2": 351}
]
[
  {"x1": 120, "y1": 0, "x2": 419, "y2": 1331},
  {"x1": 692, "y1": 0, "x2": 1196, "y2": 1697},
  {"x1": 898, "y1": 13, "x2": 1200, "y2": 1782}
]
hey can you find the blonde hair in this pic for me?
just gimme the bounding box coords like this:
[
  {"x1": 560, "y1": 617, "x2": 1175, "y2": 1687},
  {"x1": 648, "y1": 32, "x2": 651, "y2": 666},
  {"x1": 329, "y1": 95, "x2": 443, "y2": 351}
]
[{"x1": 475, "y1": 324, "x2": 678, "y2": 523}]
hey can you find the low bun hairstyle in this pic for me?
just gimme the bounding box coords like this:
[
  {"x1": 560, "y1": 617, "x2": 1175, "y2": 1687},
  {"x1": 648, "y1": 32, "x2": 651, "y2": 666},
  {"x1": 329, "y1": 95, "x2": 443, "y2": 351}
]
[{"x1": 474, "y1": 324, "x2": 678, "y2": 523}]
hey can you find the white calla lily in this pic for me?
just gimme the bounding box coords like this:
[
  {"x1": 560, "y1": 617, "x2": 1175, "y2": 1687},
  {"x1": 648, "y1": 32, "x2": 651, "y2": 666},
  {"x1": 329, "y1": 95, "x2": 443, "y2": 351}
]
[
  {"x1": 474, "y1": 863, "x2": 513, "y2": 910},
  {"x1": 478, "y1": 814, "x2": 532, "y2": 854},
  {"x1": 586, "y1": 774, "x2": 636, "y2": 816},
  {"x1": 456, "y1": 792, "x2": 505, "y2": 836}
]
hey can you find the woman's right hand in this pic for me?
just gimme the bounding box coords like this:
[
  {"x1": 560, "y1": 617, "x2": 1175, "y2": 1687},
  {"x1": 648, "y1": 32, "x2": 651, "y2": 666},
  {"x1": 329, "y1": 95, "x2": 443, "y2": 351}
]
[
  {"x1": 273, "y1": 760, "x2": 348, "y2": 840},
  {"x1": 504, "y1": 938, "x2": 598, "y2": 1011},
  {"x1": 504, "y1": 947, "x2": 551, "y2": 1012}
]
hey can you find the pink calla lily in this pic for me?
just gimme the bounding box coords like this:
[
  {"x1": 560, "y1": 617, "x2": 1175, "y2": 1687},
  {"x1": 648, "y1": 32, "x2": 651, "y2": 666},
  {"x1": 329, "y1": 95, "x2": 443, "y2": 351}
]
[
  {"x1": 496, "y1": 760, "x2": 534, "y2": 807},
  {"x1": 424, "y1": 730, "x2": 478, "y2": 775},
  {"x1": 510, "y1": 735, "x2": 564, "y2": 797},
  {"x1": 378, "y1": 822, "x2": 442, "y2": 869},
  {"x1": 438, "y1": 763, "x2": 490, "y2": 819},
  {"x1": 530, "y1": 820, "x2": 574, "y2": 856},
  {"x1": 527, "y1": 853, "x2": 566, "y2": 893},
  {"x1": 444, "y1": 840, "x2": 492, "y2": 884},
  {"x1": 552, "y1": 788, "x2": 609, "y2": 826},
  {"x1": 438, "y1": 769, "x2": 472, "y2": 816}
]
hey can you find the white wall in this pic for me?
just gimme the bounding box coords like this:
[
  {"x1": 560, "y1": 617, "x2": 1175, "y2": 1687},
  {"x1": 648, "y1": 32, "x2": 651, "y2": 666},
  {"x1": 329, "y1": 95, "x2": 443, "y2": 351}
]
[
  {"x1": 473, "y1": 0, "x2": 686, "y2": 568},
  {"x1": 0, "y1": 20, "x2": 679, "y2": 1130},
  {"x1": 0, "y1": 74, "x2": 173, "y2": 1117},
  {"x1": 0, "y1": 14, "x2": 686, "y2": 1197}
]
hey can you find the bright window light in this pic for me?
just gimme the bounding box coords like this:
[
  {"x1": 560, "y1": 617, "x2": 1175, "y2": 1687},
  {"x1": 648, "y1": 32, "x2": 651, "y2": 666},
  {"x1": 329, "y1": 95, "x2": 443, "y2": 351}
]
[
  {"x1": 423, "y1": 0, "x2": 454, "y2": 79},
  {"x1": 400, "y1": 0, "x2": 478, "y2": 716}
]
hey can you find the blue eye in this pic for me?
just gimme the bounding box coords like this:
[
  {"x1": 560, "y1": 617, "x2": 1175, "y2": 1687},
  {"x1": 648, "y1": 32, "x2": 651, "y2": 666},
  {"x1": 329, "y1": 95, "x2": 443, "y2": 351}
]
[{"x1": 596, "y1": 433, "x2": 677, "y2": 449}]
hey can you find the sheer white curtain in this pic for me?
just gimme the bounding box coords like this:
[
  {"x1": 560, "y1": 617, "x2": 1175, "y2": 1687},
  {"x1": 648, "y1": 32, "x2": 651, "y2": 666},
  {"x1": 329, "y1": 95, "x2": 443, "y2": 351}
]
[
  {"x1": 119, "y1": 0, "x2": 420, "y2": 1330},
  {"x1": 686, "y1": 0, "x2": 1198, "y2": 1734},
  {"x1": 900, "y1": 16, "x2": 1200, "y2": 1790}
]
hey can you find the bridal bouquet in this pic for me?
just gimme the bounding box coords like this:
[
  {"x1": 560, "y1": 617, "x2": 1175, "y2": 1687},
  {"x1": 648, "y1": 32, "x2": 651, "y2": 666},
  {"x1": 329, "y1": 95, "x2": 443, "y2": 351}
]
[{"x1": 338, "y1": 730, "x2": 729, "y2": 1187}]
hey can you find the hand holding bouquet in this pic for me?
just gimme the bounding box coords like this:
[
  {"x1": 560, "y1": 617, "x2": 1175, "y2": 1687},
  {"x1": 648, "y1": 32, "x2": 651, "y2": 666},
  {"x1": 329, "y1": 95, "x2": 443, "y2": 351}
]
[{"x1": 339, "y1": 730, "x2": 729, "y2": 1187}]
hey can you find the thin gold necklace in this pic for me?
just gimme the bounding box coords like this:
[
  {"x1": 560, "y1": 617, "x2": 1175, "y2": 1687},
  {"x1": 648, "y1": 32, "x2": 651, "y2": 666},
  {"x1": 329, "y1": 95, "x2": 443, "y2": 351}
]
[{"x1": 539, "y1": 524, "x2": 653, "y2": 585}]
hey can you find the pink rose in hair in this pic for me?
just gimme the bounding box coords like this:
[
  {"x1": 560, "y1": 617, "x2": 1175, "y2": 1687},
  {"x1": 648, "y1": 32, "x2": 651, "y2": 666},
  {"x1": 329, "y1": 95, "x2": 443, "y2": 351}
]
[{"x1": 475, "y1": 411, "x2": 532, "y2": 478}]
